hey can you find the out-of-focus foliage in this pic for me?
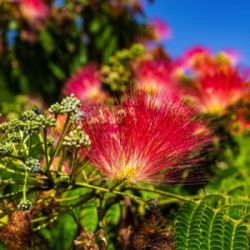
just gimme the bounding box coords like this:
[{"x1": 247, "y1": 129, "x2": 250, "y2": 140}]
[{"x1": 0, "y1": 0, "x2": 147, "y2": 103}]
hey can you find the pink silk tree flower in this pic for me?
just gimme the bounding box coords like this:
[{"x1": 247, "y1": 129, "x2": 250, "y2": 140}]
[
  {"x1": 180, "y1": 46, "x2": 212, "y2": 73},
  {"x1": 133, "y1": 59, "x2": 180, "y2": 103},
  {"x1": 64, "y1": 64, "x2": 106, "y2": 103},
  {"x1": 148, "y1": 18, "x2": 172, "y2": 41},
  {"x1": 83, "y1": 95, "x2": 208, "y2": 183},
  {"x1": 218, "y1": 49, "x2": 241, "y2": 66},
  {"x1": 19, "y1": 0, "x2": 48, "y2": 23},
  {"x1": 179, "y1": 47, "x2": 240, "y2": 77},
  {"x1": 189, "y1": 68, "x2": 248, "y2": 115}
]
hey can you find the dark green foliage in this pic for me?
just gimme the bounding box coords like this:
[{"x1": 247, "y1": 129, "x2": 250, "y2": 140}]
[
  {"x1": 0, "y1": 1, "x2": 146, "y2": 104},
  {"x1": 79, "y1": 200, "x2": 98, "y2": 232},
  {"x1": 175, "y1": 201, "x2": 249, "y2": 250},
  {"x1": 40, "y1": 214, "x2": 78, "y2": 250}
]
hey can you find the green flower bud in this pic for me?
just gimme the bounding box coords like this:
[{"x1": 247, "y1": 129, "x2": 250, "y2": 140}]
[
  {"x1": 63, "y1": 126, "x2": 91, "y2": 149},
  {"x1": 24, "y1": 157, "x2": 41, "y2": 173},
  {"x1": 18, "y1": 199, "x2": 32, "y2": 211},
  {"x1": 0, "y1": 122, "x2": 8, "y2": 133},
  {"x1": 8, "y1": 132, "x2": 22, "y2": 144},
  {"x1": 48, "y1": 102, "x2": 63, "y2": 114},
  {"x1": 6, "y1": 119, "x2": 25, "y2": 133},
  {"x1": 0, "y1": 142, "x2": 13, "y2": 157},
  {"x1": 60, "y1": 94, "x2": 81, "y2": 114}
]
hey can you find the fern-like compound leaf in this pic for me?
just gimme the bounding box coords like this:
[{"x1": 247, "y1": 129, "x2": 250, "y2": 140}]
[{"x1": 175, "y1": 201, "x2": 249, "y2": 250}]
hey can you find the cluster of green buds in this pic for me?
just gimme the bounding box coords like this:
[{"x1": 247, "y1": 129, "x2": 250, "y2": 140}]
[
  {"x1": 8, "y1": 131, "x2": 22, "y2": 144},
  {"x1": 24, "y1": 157, "x2": 41, "y2": 173},
  {"x1": 49, "y1": 94, "x2": 81, "y2": 115},
  {"x1": 1, "y1": 119, "x2": 23, "y2": 133},
  {"x1": 63, "y1": 126, "x2": 91, "y2": 149},
  {"x1": 102, "y1": 43, "x2": 145, "y2": 92},
  {"x1": 18, "y1": 199, "x2": 32, "y2": 211},
  {"x1": 21, "y1": 109, "x2": 56, "y2": 134},
  {"x1": 0, "y1": 95, "x2": 92, "y2": 214},
  {"x1": 0, "y1": 109, "x2": 56, "y2": 137},
  {"x1": 0, "y1": 142, "x2": 13, "y2": 157}
]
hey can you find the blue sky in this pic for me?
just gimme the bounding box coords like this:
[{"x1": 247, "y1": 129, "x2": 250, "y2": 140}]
[{"x1": 144, "y1": 0, "x2": 250, "y2": 65}]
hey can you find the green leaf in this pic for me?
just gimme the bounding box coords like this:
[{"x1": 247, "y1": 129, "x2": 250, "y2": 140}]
[
  {"x1": 0, "y1": 241, "x2": 6, "y2": 250},
  {"x1": 48, "y1": 63, "x2": 65, "y2": 80},
  {"x1": 95, "y1": 25, "x2": 113, "y2": 50},
  {"x1": 103, "y1": 36, "x2": 118, "y2": 63},
  {"x1": 79, "y1": 200, "x2": 98, "y2": 232},
  {"x1": 104, "y1": 203, "x2": 121, "y2": 226},
  {"x1": 40, "y1": 213, "x2": 78, "y2": 250},
  {"x1": 39, "y1": 29, "x2": 55, "y2": 53},
  {"x1": 89, "y1": 18, "x2": 103, "y2": 34},
  {"x1": 175, "y1": 201, "x2": 249, "y2": 250}
]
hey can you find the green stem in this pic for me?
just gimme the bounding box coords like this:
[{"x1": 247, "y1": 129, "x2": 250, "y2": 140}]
[
  {"x1": 0, "y1": 179, "x2": 20, "y2": 185},
  {"x1": 48, "y1": 114, "x2": 71, "y2": 170},
  {"x1": 8, "y1": 155, "x2": 25, "y2": 161},
  {"x1": 0, "y1": 189, "x2": 23, "y2": 199},
  {"x1": 129, "y1": 185, "x2": 190, "y2": 202},
  {"x1": 51, "y1": 114, "x2": 58, "y2": 138},
  {"x1": 158, "y1": 198, "x2": 186, "y2": 205},
  {"x1": 43, "y1": 128, "x2": 49, "y2": 172},
  {"x1": 23, "y1": 170, "x2": 28, "y2": 202},
  {"x1": 18, "y1": 132, "x2": 25, "y2": 153},
  {"x1": 70, "y1": 148, "x2": 78, "y2": 181},
  {"x1": 109, "y1": 180, "x2": 125, "y2": 191},
  {"x1": 22, "y1": 134, "x2": 31, "y2": 202},
  {"x1": 0, "y1": 164, "x2": 25, "y2": 176},
  {"x1": 28, "y1": 135, "x2": 32, "y2": 156},
  {"x1": 75, "y1": 181, "x2": 146, "y2": 203},
  {"x1": 33, "y1": 216, "x2": 58, "y2": 231},
  {"x1": 57, "y1": 148, "x2": 65, "y2": 172},
  {"x1": 31, "y1": 213, "x2": 58, "y2": 223},
  {"x1": 0, "y1": 164, "x2": 37, "y2": 181},
  {"x1": 55, "y1": 195, "x2": 82, "y2": 202}
]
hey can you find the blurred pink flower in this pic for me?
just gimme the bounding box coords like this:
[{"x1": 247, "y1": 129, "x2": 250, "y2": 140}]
[
  {"x1": 189, "y1": 67, "x2": 248, "y2": 114},
  {"x1": 64, "y1": 64, "x2": 106, "y2": 103},
  {"x1": 148, "y1": 18, "x2": 172, "y2": 41},
  {"x1": 183, "y1": 46, "x2": 211, "y2": 68},
  {"x1": 19, "y1": 0, "x2": 48, "y2": 23},
  {"x1": 133, "y1": 59, "x2": 180, "y2": 103},
  {"x1": 220, "y1": 49, "x2": 241, "y2": 65},
  {"x1": 231, "y1": 107, "x2": 250, "y2": 134}
]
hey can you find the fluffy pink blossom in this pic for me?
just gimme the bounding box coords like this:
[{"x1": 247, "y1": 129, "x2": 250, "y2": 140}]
[
  {"x1": 178, "y1": 46, "x2": 211, "y2": 73},
  {"x1": 19, "y1": 0, "x2": 48, "y2": 22},
  {"x1": 83, "y1": 95, "x2": 208, "y2": 183},
  {"x1": 134, "y1": 59, "x2": 180, "y2": 103},
  {"x1": 64, "y1": 64, "x2": 106, "y2": 103},
  {"x1": 189, "y1": 68, "x2": 248, "y2": 114},
  {"x1": 184, "y1": 46, "x2": 211, "y2": 60},
  {"x1": 148, "y1": 18, "x2": 172, "y2": 41},
  {"x1": 220, "y1": 49, "x2": 241, "y2": 65},
  {"x1": 177, "y1": 47, "x2": 240, "y2": 77}
]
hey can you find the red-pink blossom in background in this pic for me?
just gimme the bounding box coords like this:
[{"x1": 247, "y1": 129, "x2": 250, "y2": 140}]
[
  {"x1": 64, "y1": 64, "x2": 106, "y2": 103},
  {"x1": 177, "y1": 47, "x2": 241, "y2": 76},
  {"x1": 133, "y1": 59, "x2": 180, "y2": 103},
  {"x1": 184, "y1": 46, "x2": 211, "y2": 61},
  {"x1": 19, "y1": 0, "x2": 48, "y2": 23},
  {"x1": 177, "y1": 46, "x2": 211, "y2": 73},
  {"x1": 220, "y1": 49, "x2": 241, "y2": 65},
  {"x1": 148, "y1": 18, "x2": 172, "y2": 41},
  {"x1": 83, "y1": 95, "x2": 208, "y2": 183},
  {"x1": 188, "y1": 67, "x2": 248, "y2": 114}
]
